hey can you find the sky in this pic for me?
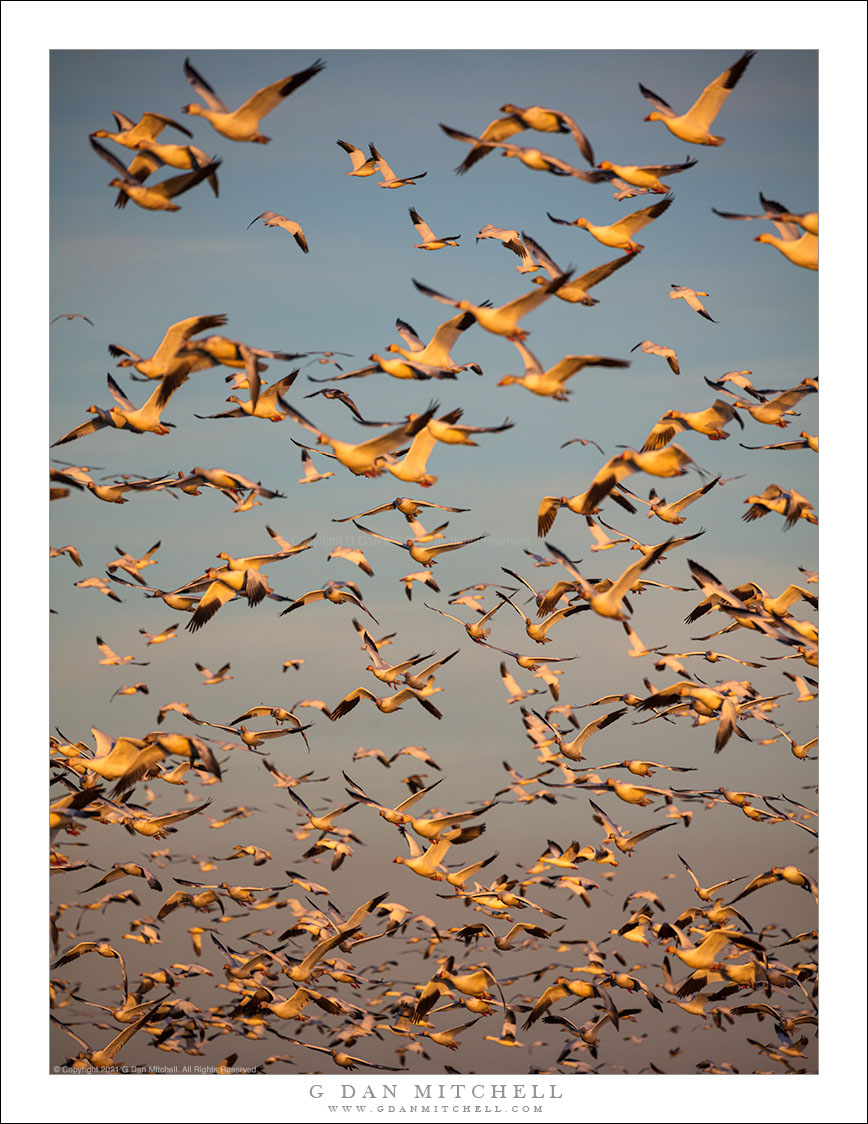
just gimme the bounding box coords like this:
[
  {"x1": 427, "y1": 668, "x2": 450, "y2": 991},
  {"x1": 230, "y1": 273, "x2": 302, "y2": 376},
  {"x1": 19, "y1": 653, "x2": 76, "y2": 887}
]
[{"x1": 2, "y1": 3, "x2": 867, "y2": 1120}]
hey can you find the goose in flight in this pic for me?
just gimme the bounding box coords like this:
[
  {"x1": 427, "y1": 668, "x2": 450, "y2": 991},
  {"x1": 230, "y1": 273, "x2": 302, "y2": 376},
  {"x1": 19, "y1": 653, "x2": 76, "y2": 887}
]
[
  {"x1": 670, "y1": 284, "x2": 716, "y2": 322},
  {"x1": 409, "y1": 207, "x2": 460, "y2": 250},
  {"x1": 108, "y1": 313, "x2": 227, "y2": 380},
  {"x1": 52, "y1": 1002, "x2": 161, "y2": 1069},
  {"x1": 475, "y1": 226, "x2": 541, "y2": 274},
  {"x1": 53, "y1": 372, "x2": 190, "y2": 447},
  {"x1": 641, "y1": 476, "x2": 720, "y2": 524},
  {"x1": 642, "y1": 400, "x2": 741, "y2": 449},
  {"x1": 412, "y1": 273, "x2": 573, "y2": 340},
  {"x1": 50, "y1": 543, "x2": 83, "y2": 566},
  {"x1": 107, "y1": 540, "x2": 162, "y2": 584},
  {"x1": 384, "y1": 312, "x2": 483, "y2": 377},
  {"x1": 497, "y1": 339, "x2": 629, "y2": 399},
  {"x1": 571, "y1": 446, "x2": 695, "y2": 517},
  {"x1": 336, "y1": 138, "x2": 379, "y2": 176},
  {"x1": 51, "y1": 312, "x2": 94, "y2": 326},
  {"x1": 333, "y1": 497, "x2": 468, "y2": 524},
  {"x1": 522, "y1": 234, "x2": 637, "y2": 305},
  {"x1": 446, "y1": 103, "x2": 594, "y2": 174},
  {"x1": 440, "y1": 124, "x2": 605, "y2": 181},
  {"x1": 729, "y1": 866, "x2": 818, "y2": 904},
  {"x1": 597, "y1": 156, "x2": 697, "y2": 193},
  {"x1": 496, "y1": 590, "x2": 588, "y2": 645},
  {"x1": 711, "y1": 378, "x2": 817, "y2": 427},
  {"x1": 639, "y1": 51, "x2": 756, "y2": 145},
  {"x1": 677, "y1": 854, "x2": 745, "y2": 902},
  {"x1": 286, "y1": 401, "x2": 438, "y2": 475},
  {"x1": 128, "y1": 136, "x2": 220, "y2": 197},
  {"x1": 90, "y1": 137, "x2": 220, "y2": 212},
  {"x1": 182, "y1": 57, "x2": 325, "y2": 142},
  {"x1": 531, "y1": 707, "x2": 626, "y2": 762},
  {"x1": 543, "y1": 538, "x2": 674, "y2": 621},
  {"x1": 424, "y1": 598, "x2": 506, "y2": 642},
  {"x1": 548, "y1": 195, "x2": 672, "y2": 253},
  {"x1": 91, "y1": 109, "x2": 192, "y2": 148},
  {"x1": 280, "y1": 581, "x2": 379, "y2": 623},
  {"x1": 353, "y1": 522, "x2": 486, "y2": 567},
  {"x1": 713, "y1": 190, "x2": 818, "y2": 234},
  {"x1": 426, "y1": 407, "x2": 514, "y2": 445},
  {"x1": 631, "y1": 339, "x2": 680, "y2": 374},
  {"x1": 756, "y1": 231, "x2": 818, "y2": 270},
  {"x1": 247, "y1": 212, "x2": 309, "y2": 252},
  {"x1": 266, "y1": 1032, "x2": 401, "y2": 1071},
  {"x1": 742, "y1": 484, "x2": 817, "y2": 530},
  {"x1": 330, "y1": 686, "x2": 443, "y2": 721},
  {"x1": 712, "y1": 192, "x2": 818, "y2": 269},
  {"x1": 368, "y1": 143, "x2": 427, "y2": 188},
  {"x1": 589, "y1": 799, "x2": 674, "y2": 855}
]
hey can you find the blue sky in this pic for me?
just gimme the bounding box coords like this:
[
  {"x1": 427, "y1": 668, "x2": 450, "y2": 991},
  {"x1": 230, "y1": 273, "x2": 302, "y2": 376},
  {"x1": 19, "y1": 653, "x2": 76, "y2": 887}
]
[{"x1": 3, "y1": 3, "x2": 866, "y2": 1117}]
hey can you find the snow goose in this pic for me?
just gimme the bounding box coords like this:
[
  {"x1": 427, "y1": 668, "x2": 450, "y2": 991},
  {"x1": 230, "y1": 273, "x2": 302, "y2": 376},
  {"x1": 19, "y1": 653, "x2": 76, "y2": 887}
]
[
  {"x1": 497, "y1": 344, "x2": 629, "y2": 400},
  {"x1": 426, "y1": 407, "x2": 514, "y2": 445},
  {"x1": 713, "y1": 190, "x2": 818, "y2": 238},
  {"x1": 532, "y1": 707, "x2": 626, "y2": 761},
  {"x1": 597, "y1": 157, "x2": 697, "y2": 193},
  {"x1": 475, "y1": 225, "x2": 541, "y2": 272},
  {"x1": 52, "y1": 1002, "x2": 162, "y2": 1069},
  {"x1": 709, "y1": 377, "x2": 817, "y2": 427},
  {"x1": 543, "y1": 538, "x2": 673, "y2": 621},
  {"x1": 330, "y1": 687, "x2": 442, "y2": 721},
  {"x1": 677, "y1": 855, "x2": 746, "y2": 902},
  {"x1": 670, "y1": 284, "x2": 716, "y2": 321},
  {"x1": 548, "y1": 195, "x2": 672, "y2": 253},
  {"x1": 280, "y1": 582, "x2": 379, "y2": 623},
  {"x1": 336, "y1": 138, "x2": 379, "y2": 176},
  {"x1": 50, "y1": 544, "x2": 83, "y2": 566},
  {"x1": 106, "y1": 540, "x2": 162, "y2": 583},
  {"x1": 90, "y1": 137, "x2": 220, "y2": 212},
  {"x1": 51, "y1": 371, "x2": 189, "y2": 446},
  {"x1": 129, "y1": 137, "x2": 220, "y2": 196},
  {"x1": 631, "y1": 339, "x2": 680, "y2": 374},
  {"x1": 446, "y1": 104, "x2": 593, "y2": 175},
  {"x1": 424, "y1": 599, "x2": 505, "y2": 642},
  {"x1": 182, "y1": 57, "x2": 325, "y2": 143},
  {"x1": 91, "y1": 110, "x2": 192, "y2": 148},
  {"x1": 368, "y1": 143, "x2": 427, "y2": 188},
  {"x1": 386, "y1": 312, "x2": 483, "y2": 376},
  {"x1": 642, "y1": 400, "x2": 742, "y2": 449},
  {"x1": 496, "y1": 590, "x2": 588, "y2": 644},
  {"x1": 51, "y1": 313, "x2": 94, "y2": 326},
  {"x1": 378, "y1": 424, "x2": 439, "y2": 487},
  {"x1": 286, "y1": 400, "x2": 438, "y2": 476},
  {"x1": 522, "y1": 234, "x2": 637, "y2": 305},
  {"x1": 643, "y1": 476, "x2": 720, "y2": 524},
  {"x1": 108, "y1": 313, "x2": 227, "y2": 380},
  {"x1": 412, "y1": 272, "x2": 573, "y2": 340},
  {"x1": 353, "y1": 522, "x2": 486, "y2": 567},
  {"x1": 409, "y1": 208, "x2": 460, "y2": 250},
  {"x1": 440, "y1": 124, "x2": 605, "y2": 181},
  {"x1": 247, "y1": 212, "x2": 309, "y2": 252},
  {"x1": 639, "y1": 51, "x2": 756, "y2": 145},
  {"x1": 573, "y1": 446, "x2": 695, "y2": 517},
  {"x1": 754, "y1": 231, "x2": 818, "y2": 270},
  {"x1": 333, "y1": 497, "x2": 468, "y2": 524},
  {"x1": 742, "y1": 485, "x2": 817, "y2": 529}
]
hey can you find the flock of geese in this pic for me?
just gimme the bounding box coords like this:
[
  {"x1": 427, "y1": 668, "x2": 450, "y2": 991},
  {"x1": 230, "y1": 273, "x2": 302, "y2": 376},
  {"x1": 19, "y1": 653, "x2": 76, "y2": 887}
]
[{"x1": 49, "y1": 49, "x2": 819, "y2": 1080}]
